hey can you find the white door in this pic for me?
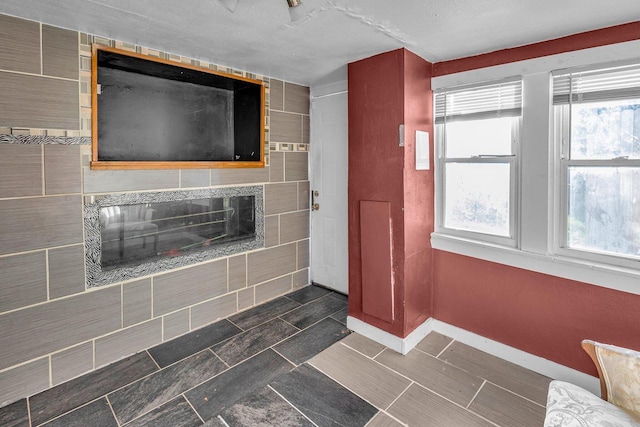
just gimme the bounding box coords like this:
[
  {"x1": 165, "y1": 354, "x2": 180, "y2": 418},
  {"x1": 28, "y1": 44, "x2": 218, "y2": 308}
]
[{"x1": 309, "y1": 90, "x2": 348, "y2": 294}]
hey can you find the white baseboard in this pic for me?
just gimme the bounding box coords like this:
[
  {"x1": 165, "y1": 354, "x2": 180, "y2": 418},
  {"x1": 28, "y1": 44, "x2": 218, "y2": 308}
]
[
  {"x1": 346, "y1": 316, "x2": 434, "y2": 355},
  {"x1": 347, "y1": 316, "x2": 600, "y2": 395}
]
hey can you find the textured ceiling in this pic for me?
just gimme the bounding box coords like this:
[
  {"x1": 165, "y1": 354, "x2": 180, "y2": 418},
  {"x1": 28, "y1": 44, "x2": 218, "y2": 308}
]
[{"x1": 0, "y1": 0, "x2": 639, "y2": 85}]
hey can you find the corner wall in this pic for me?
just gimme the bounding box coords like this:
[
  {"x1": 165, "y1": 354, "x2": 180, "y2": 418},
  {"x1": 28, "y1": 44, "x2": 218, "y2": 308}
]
[{"x1": 0, "y1": 13, "x2": 310, "y2": 406}]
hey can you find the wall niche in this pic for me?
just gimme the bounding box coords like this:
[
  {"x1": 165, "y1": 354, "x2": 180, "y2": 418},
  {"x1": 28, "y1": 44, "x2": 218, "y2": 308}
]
[{"x1": 91, "y1": 45, "x2": 265, "y2": 170}]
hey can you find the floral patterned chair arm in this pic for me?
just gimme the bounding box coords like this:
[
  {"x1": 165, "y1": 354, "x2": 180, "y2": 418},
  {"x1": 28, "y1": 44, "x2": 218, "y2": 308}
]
[{"x1": 544, "y1": 340, "x2": 640, "y2": 426}]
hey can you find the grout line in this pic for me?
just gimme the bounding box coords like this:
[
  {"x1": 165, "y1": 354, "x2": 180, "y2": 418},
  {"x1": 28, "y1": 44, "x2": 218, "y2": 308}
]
[
  {"x1": 209, "y1": 348, "x2": 231, "y2": 369},
  {"x1": 26, "y1": 397, "x2": 33, "y2": 427},
  {"x1": 39, "y1": 23, "x2": 43, "y2": 75},
  {"x1": 268, "y1": 385, "x2": 320, "y2": 427},
  {"x1": 216, "y1": 414, "x2": 232, "y2": 427},
  {"x1": 146, "y1": 350, "x2": 161, "y2": 370},
  {"x1": 385, "y1": 381, "x2": 414, "y2": 411},
  {"x1": 435, "y1": 338, "x2": 455, "y2": 359},
  {"x1": 40, "y1": 144, "x2": 45, "y2": 196},
  {"x1": 270, "y1": 347, "x2": 297, "y2": 367},
  {"x1": 48, "y1": 355, "x2": 53, "y2": 388},
  {"x1": 105, "y1": 395, "x2": 122, "y2": 427},
  {"x1": 183, "y1": 393, "x2": 206, "y2": 424},
  {"x1": 467, "y1": 379, "x2": 486, "y2": 409},
  {"x1": 486, "y1": 380, "x2": 547, "y2": 408}
]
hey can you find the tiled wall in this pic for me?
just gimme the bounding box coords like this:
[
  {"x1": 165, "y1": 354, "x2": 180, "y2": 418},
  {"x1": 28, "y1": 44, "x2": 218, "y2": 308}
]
[{"x1": 0, "y1": 13, "x2": 310, "y2": 406}]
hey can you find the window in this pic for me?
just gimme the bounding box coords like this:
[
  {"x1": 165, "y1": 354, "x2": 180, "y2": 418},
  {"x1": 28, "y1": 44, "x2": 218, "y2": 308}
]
[
  {"x1": 435, "y1": 77, "x2": 522, "y2": 245},
  {"x1": 553, "y1": 62, "x2": 640, "y2": 264}
]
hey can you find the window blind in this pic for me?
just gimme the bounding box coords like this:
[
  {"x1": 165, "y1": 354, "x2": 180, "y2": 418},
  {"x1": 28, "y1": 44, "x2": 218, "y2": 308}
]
[
  {"x1": 435, "y1": 77, "x2": 522, "y2": 124},
  {"x1": 552, "y1": 61, "x2": 640, "y2": 105}
]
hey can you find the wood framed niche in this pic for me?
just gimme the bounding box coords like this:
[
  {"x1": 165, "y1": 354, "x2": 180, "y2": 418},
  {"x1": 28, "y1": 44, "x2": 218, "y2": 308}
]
[{"x1": 91, "y1": 45, "x2": 265, "y2": 170}]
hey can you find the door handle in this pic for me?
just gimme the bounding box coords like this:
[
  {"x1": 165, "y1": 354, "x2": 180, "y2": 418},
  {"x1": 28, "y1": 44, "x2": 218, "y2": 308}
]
[{"x1": 311, "y1": 190, "x2": 320, "y2": 211}]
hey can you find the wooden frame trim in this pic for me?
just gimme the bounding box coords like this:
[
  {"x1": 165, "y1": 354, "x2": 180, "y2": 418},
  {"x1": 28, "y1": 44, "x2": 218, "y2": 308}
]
[
  {"x1": 581, "y1": 339, "x2": 609, "y2": 401},
  {"x1": 90, "y1": 44, "x2": 266, "y2": 170}
]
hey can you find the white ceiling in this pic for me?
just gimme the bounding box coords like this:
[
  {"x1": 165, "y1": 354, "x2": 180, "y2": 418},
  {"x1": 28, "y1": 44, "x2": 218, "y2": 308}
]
[{"x1": 1, "y1": 0, "x2": 639, "y2": 86}]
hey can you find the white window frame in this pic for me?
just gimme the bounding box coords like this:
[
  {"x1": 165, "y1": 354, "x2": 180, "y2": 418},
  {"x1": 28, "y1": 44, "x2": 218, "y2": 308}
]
[
  {"x1": 434, "y1": 78, "x2": 522, "y2": 247},
  {"x1": 552, "y1": 60, "x2": 640, "y2": 270}
]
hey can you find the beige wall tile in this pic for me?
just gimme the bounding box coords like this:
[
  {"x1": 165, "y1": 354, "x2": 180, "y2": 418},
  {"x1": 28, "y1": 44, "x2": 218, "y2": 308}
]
[
  {"x1": 123, "y1": 279, "x2": 152, "y2": 327},
  {"x1": 265, "y1": 182, "x2": 298, "y2": 215},
  {"x1": 0, "y1": 195, "x2": 83, "y2": 255},
  {"x1": 0, "y1": 145, "x2": 42, "y2": 198},
  {"x1": 0, "y1": 251, "x2": 46, "y2": 313},
  {"x1": 0, "y1": 14, "x2": 41, "y2": 74},
  {"x1": 292, "y1": 268, "x2": 309, "y2": 289},
  {"x1": 44, "y1": 145, "x2": 81, "y2": 195},
  {"x1": 191, "y1": 293, "x2": 237, "y2": 329},
  {"x1": 247, "y1": 243, "x2": 297, "y2": 286},
  {"x1": 271, "y1": 111, "x2": 302, "y2": 143},
  {"x1": 280, "y1": 210, "x2": 309, "y2": 244},
  {"x1": 163, "y1": 309, "x2": 190, "y2": 341},
  {"x1": 95, "y1": 318, "x2": 162, "y2": 368},
  {"x1": 0, "y1": 72, "x2": 79, "y2": 129},
  {"x1": 302, "y1": 115, "x2": 310, "y2": 144},
  {"x1": 228, "y1": 254, "x2": 247, "y2": 291},
  {"x1": 0, "y1": 285, "x2": 121, "y2": 370},
  {"x1": 255, "y1": 275, "x2": 292, "y2": 304},
  {"x1": 83, "y1": 169, "x2": 180, "y2": 194},
  {"x1": 51, "y1": 342, "x2": 94, "y2": 386},
  {"x1": 49, "y1": 244, "x2": 86, "y2": 299},
  {"x1": 238, "y1": 287, "x2": 254, "y2": 311},
  {"x1": 264, "y1": 215, "x2": 279, "y2": 248},
  {"x1": 180, "y1": 169, "x2": 210, "y2": 188},
  {"x1": 42, "y1": 25, "x2": 79, "y2": 79},
  {"x1": 298, "y1": 181, "x2": 310, "y2": 210},
  {"x1": 285, "y1": 152, "x2": 308, "y2": 181},
  {"x1": 153, "y1": 259, "x2": 227, "y2": 316},
  {"x1": 269, "y1": 151, "x2": 284, "y2": 182},
  {"x1": 210, "y1": 167, "x2": 269, "y2": 186},
  {"x1": 270, "y1": 79, "x2": 284, "y2": 111},
  {"x1": 0, "y1": 357, "x2": 49, "y2": 407},
  {"x1": 297, "y1": 239, "x2": 309, "y2": 269},
  {"x1": 284, "y1": 82, "x2": 310, "y2": 114}
]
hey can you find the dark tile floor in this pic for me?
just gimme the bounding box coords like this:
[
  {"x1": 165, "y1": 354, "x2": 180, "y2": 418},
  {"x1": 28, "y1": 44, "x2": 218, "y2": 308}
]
[
  {"x1": 0, "y1": 285, "x2": 358, "y2": 427},
  {"x1": 0, "y1": 284, "x2": 553, "y2": 427}
]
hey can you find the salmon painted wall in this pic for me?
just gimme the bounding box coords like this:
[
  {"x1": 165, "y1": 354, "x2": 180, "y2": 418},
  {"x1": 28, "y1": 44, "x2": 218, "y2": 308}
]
[
  {"x1": 433, "y1": 251, "x2": 640, "y2": 375},
  {"x1": 431, "y1": 23, "x2": 640, "y2": 375},
  {"x1": 348, "y1": 49, "x2": 433, "y2": 338},
  {"x1": 401, "y1": 50, "x2": 434, "y2": 334}
]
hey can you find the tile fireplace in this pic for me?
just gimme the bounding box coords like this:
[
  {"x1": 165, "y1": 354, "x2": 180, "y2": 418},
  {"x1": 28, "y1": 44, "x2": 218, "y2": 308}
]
[{"x1": 84, "y1": 186, "x2": 263, "y2": 287}]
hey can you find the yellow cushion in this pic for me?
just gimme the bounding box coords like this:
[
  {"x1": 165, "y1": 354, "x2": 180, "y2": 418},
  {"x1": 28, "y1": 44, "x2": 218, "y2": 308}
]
[{"x1": 596, "y1": 342, "x2": 640, "y2": 421}]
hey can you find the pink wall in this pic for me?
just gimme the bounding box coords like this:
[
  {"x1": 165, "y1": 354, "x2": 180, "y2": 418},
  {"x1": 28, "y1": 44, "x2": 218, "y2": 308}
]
[
  {"x1": 348, "y1": 49, "x2": 433, "y2": 338},
  {"x1": 431, "y1": 23, "x2": 640, "y2": 375},
  {"x1": 433, "y1": 251, "x2": 640, "y2": 375}
]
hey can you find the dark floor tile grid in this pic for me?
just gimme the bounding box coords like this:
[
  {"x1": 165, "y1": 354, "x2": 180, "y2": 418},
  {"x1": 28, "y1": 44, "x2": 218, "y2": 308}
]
[
  {"x1": 28, "y1": 352, "x2": 159, "y2": 426},
  {"x1": 0, "y1": 286, "x2": 358, "y2": 427}
]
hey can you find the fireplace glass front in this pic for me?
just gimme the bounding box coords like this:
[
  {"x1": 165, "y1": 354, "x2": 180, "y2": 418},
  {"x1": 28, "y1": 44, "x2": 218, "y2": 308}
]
[{"x1": 99, "y1": 195, "x2": 255, "y2": 270}]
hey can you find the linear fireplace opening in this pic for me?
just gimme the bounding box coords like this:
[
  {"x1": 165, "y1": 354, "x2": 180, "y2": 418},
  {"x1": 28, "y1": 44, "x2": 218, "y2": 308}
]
[{"x1": 84, "y1": 186, "x2": 263, "y2": 288}]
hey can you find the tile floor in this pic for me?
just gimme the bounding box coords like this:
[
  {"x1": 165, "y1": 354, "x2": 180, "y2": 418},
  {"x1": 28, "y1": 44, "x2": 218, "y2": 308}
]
[{"x1": 0, "y1": 285, "x2": 551, "y2": 427}]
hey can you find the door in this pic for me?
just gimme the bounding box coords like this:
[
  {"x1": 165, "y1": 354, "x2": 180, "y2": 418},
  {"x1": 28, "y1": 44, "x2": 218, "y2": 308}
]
[{"x1": 309, "y1": 91, "x2": 348, "y2": 294}]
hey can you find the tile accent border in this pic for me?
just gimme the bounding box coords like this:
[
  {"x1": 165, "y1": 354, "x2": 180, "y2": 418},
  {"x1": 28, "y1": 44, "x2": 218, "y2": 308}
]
[
  {"x1": 0, "y1": 133, "x2": 91, "y2": 145},
  {"x1": 84, "y1": 186, "x2": 264, "y2": 288}
]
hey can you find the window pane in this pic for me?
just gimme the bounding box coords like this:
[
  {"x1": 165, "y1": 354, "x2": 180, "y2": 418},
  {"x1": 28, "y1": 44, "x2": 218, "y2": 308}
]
[
  {"x1": 445, "y1": 163, "x2": 510, "y2": 236},
  {"x1": 446, "y1": 117, "x2": 514, "y2": 158},
  {"x1": 570, "y1": 99, "x2": 640, "y2": 160},
  {"x1": 567, "y1": 167, "x2": 640, "y2": 258}
]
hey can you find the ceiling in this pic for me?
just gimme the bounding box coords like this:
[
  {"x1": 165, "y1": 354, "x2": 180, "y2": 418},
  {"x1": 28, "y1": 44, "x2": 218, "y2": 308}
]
[{"x1": 1, "y1": 0, "x2": 639, "y2": 86}]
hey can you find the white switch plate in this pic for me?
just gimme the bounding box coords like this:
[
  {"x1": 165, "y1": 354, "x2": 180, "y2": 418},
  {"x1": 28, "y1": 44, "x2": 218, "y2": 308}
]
[{"x1": 415, "y1": 130, "x2": 430, "y2": 170}]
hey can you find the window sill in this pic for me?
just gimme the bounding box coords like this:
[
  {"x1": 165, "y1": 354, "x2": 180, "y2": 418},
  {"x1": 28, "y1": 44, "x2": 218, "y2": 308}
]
[{"x1": 431, "y1": 232, "x2": 640, "y2": 296}]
